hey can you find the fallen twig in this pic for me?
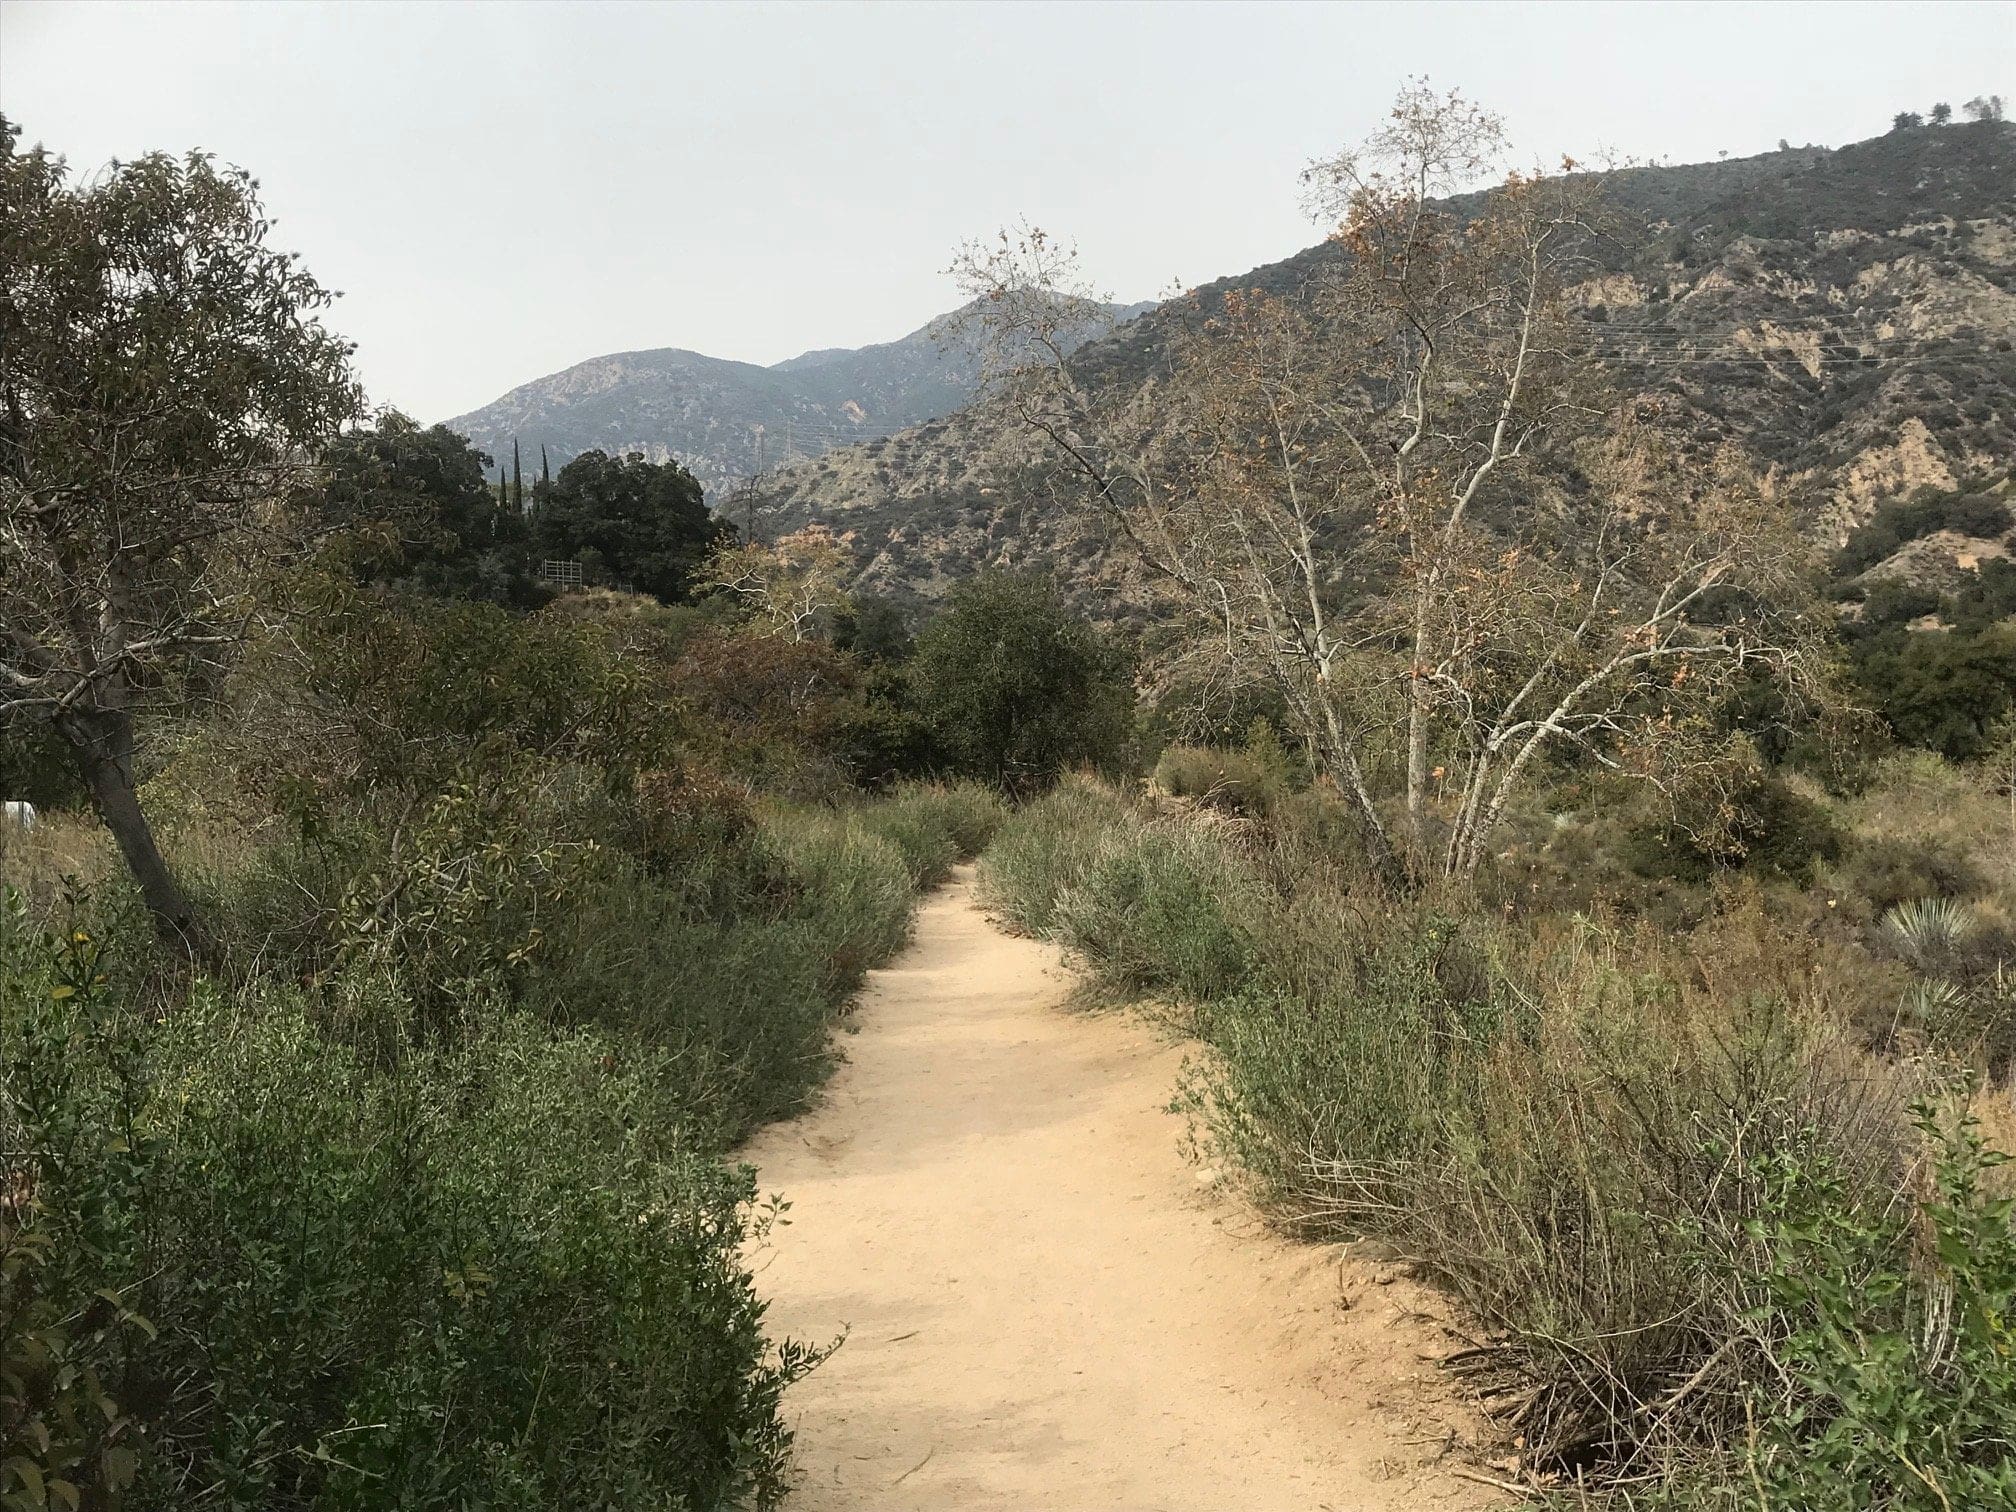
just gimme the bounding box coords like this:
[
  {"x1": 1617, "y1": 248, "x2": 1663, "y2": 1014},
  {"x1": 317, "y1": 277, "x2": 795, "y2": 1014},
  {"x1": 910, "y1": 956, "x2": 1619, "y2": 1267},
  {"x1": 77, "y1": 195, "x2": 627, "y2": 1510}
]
[{"x1": 1450, "y1": 1464, "x2": 1533, "y2": 1495}]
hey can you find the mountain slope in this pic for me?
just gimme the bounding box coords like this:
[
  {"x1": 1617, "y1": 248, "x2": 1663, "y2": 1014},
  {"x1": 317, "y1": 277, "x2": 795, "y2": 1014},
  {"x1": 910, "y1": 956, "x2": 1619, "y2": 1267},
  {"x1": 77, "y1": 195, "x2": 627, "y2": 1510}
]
[
  {"x1": 750, "y1": 122, "x2": 2016, "y2": 608},
  {"x1": 443, "y1": 302, "x2": 1151, "y2": 500}
]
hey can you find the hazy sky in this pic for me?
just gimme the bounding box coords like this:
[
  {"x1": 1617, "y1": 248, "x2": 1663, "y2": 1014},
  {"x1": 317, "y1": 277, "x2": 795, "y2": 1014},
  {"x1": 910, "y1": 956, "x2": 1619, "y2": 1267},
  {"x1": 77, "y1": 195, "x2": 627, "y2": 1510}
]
[{"x1": 3, "y1": 0, "x2": 2010, "y2": 421}]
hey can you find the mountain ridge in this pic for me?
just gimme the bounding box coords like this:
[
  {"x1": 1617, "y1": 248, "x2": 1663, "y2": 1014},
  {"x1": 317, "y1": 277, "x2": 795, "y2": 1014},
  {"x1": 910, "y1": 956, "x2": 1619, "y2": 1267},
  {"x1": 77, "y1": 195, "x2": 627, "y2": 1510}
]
[
  {"x1": 746, "y1": 122, "x2": 2016, "y2": 610},
  {"x1": 443, "y1": 301, "x2": 1153, "y2": 499}
]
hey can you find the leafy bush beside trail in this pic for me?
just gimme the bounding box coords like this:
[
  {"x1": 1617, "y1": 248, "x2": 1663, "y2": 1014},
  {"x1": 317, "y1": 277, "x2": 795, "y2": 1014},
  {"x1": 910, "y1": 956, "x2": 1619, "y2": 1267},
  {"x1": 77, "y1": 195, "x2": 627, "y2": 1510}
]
[
  {"x1": 977, "y1": 779, "x2": 2016, "y2": 1506},
  {"x1": 1, "y1": 929, "x2": 813, "y2": 1511},
  {"x1": 3, "y1": 774, "x2": 996, "y2": 1511}
]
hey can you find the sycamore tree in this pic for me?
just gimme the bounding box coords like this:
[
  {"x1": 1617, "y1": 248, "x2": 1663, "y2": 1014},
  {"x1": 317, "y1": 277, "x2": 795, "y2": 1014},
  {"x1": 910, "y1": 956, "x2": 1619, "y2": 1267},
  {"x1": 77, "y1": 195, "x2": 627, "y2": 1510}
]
[
  {"x1": 948, "y1": 83, "x2": 1820, "y2": 883},
  {"x1": 0, "y1": 118, "x2": 361, "y2": 947},
  {"x1": 699, "y1": 523, "x2": 854, "y2": 641}
]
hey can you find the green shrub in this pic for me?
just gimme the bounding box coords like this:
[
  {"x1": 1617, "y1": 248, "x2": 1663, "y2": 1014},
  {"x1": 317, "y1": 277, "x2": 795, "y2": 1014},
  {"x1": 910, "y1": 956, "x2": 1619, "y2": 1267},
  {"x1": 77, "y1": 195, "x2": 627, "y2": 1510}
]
[
  {"x1": 875, "y1": 780, "x2": 1011, "y2": 859},
  {"x1": 1727, "y1": 1110, "x2": 2016, "y2": 1510},
  {"x1": 908, "y1": 574, "x2": 1137, "y2": 792},
  {"x1": 5, "y1": 757, "x2": 980, "y2": 1512},
  {"x1": 633, "y1": 764, "x2": 784, "y2": 916},
  {"x1": 1183, "y1": 903, "x2": 1499, "y2": 1214},
  {"x1": 852, "y1": 790, "x2": 961, "y2": 889},
  {"x1": 974, "y1": 779, "x2": 1996, "y2": 1487},
  {"x1": 1, "y1": 903, "x2": 823, "y2": 1512},
  {"x1": 1840, "y1": 829, "x2": 1990, "y2": 911},
  {"x1": 523, "y1": 867, "x2": 837, "y2": 1142},
  {"x1": 766, "y1": 808, "x2": 917, "y2": 1000},
  {"x1": 1621, "y1": 773, "x2": 1845, "y2": 884},
  {"x1": 526, "y1": 792, "x2": 954, "y2": 1142},
  {"x1": 1049, "y1": 821, "x2": 1258, "y2": 1006}
]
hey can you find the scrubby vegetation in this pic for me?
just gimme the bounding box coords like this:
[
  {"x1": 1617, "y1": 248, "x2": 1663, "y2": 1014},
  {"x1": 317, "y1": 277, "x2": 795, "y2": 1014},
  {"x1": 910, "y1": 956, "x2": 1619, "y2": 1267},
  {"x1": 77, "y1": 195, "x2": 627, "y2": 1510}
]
[
  {"x1": 8, "y1": 86, "x2": 2015, "y2": 1512},
  {"x1": 979, "y1": 769, "x2": 2016, "y2": 1505},
  {"x1": 0, "y1": 118, "x2": 1047, "y2": 1512},
  {"x1": 1832, "y1": 479, "x2": 2016, "y2": 761},
  {"x1": 0, "y1": 608, "x2": 1008, "y2": 1509}
]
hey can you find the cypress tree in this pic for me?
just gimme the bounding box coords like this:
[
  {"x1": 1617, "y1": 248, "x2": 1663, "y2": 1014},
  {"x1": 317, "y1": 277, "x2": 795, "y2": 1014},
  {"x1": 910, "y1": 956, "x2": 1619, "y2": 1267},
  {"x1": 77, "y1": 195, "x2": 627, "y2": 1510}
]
[
  {"x1": 512, "y1": 438, "x2": 523, "y2": 513},
  {"x1": 541, "y1": 443, "x2": 550, "y2": 489}
]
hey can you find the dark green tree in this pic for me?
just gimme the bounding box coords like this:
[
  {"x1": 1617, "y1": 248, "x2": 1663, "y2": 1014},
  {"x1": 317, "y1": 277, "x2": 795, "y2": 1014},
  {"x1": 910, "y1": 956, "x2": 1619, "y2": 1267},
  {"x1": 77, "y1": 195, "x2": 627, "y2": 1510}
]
[
  {"x1": 531, "y1": 449, "x2": 731, "y2": 602},
  {"x1": 511, "y1": 436, "x2": 523, "y2": 512},
  {"x1": 1856, "y1": 623, "x2": 2016, "y2": 762},
  {"x1": 1930, "y1": 102, "x2": 1954, "y2": 126},
  {"x1": 312, "y1": 413, "x2": 546, "y2": 608},
  {"x1": 833, "y1": 594, "x2": 915, "y2": 665},
  {"x1": 908, "y1": 573, "x2": 1134, "y2": 791},
  {"x1": 0, "y1": 117, "x2": 361, "y2": 948},
  {"x1": 1892, "y1": 110, "x2": 1925, "y2": 131},
  {"x1": 540, "y1": 442, "x2": 551, "y2": 489}
]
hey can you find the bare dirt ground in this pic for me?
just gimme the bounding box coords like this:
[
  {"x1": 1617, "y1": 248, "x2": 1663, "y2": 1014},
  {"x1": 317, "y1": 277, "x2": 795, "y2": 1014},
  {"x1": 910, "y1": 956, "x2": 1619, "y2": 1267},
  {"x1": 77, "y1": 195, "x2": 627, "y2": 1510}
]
[{"x1": 743, "y1": 865, "x2": 1503, "y2": 1512}]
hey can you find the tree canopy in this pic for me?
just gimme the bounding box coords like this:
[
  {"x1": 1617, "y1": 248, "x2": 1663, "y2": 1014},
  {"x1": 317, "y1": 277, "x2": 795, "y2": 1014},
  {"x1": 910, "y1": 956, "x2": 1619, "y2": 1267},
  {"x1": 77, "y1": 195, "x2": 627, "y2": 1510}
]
[
  {"x1": 0, "y1": 116, "x2": 361, "y2": 945},
  {"x1": 531, "y1": 449, "x2": 731, "y2": 602},
  {"x1": 313, "y1": 412, "x2": 546, "y2": 608},
  {"x1": 908, "y1": 573, "x2": 1134, "y2": 791}
]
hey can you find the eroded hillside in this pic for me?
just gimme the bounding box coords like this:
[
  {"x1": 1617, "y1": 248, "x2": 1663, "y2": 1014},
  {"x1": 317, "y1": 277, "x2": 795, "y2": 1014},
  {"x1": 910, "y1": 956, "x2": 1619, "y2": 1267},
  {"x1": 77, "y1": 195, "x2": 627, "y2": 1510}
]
[{"x1": 753, "y1": 122, "x2": 2016, "y2": 607}]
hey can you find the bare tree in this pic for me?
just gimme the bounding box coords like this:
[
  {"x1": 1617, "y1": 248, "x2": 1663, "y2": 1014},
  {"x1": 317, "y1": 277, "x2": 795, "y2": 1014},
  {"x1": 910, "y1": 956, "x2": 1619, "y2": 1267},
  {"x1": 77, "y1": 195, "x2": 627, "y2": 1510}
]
[
  {"x1": 948, "y1": 84, "x2": 1818, "y2": 885},
  {"x1": 699, "y1": 524, "x2": 854, "y2": 642},
  {"x1": 0, "y1": 121, "x2": 360, "y2": 949}
]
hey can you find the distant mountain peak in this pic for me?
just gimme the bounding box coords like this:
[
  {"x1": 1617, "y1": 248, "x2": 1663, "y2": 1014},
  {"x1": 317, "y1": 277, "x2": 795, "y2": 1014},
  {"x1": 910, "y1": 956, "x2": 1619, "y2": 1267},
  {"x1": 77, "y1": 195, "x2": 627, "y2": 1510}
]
[{"x1": 443, "y1": 300, "x2": 1150, "y2": 498}]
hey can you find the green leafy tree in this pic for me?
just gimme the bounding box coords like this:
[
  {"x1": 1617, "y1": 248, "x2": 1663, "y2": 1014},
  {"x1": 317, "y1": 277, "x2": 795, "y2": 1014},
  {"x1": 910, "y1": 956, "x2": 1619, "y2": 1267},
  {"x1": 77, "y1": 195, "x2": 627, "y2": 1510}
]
[
  {"x1": 1891, "y1": 110, "x2": 1925, "y2": 131},
  {"x1": 909, "y1": 573, "x2": 1134, "y2": 791},
  {"x1": 313, "y1": 412, "x2": 545, "y2": 607},
  {"x1": 835, "y1": 594, "x2": 916, "y2": 665},
  {"x1": 1930, "y1": 101, "x2": 1954, "y2": 125},
  {"x1": 1854, "y1": 623, "x2": 2016, "y2": 761},
  {"x1": 532, "y1": 449, "x2": 731, "y2": 602},
  {"x1": 0, "y1": 118, "x2": 360, "y2": 948}
]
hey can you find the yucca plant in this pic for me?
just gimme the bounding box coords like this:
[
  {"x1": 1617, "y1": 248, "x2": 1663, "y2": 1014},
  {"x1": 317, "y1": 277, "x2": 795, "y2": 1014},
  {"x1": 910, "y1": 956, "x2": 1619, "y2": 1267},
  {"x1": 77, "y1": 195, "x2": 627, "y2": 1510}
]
[{"x1": 1883, "y1": 895, "x2": 1978, "y2": 971}]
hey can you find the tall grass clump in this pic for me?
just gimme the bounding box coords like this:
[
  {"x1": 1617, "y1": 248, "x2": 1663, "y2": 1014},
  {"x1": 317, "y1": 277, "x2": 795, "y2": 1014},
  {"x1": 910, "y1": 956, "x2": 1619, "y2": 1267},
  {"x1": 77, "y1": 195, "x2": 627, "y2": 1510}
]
[
  {"x1": 854, "y1": 780, "x2": 1009, "y2": 887},
  {"x1": 976, "y1": 774, "x2": 1149, "y2": 936},
  {"x1": 1049, "y1": 818, "x2": 1261, "y2": 1008},
  {"x1": 768, "y1": 807, "x2": 918, "y2": 998},
  {"x1": 1152, "y1": 742, "x2": 1285, "y2": 816}
]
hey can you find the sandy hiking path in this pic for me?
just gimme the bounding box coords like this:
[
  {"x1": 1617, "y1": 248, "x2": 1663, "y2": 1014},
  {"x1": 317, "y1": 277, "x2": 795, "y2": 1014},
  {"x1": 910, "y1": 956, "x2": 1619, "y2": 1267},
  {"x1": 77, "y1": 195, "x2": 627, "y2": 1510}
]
[{"x1": 742, "y1": 865, "x2": 1501, "y2": 1512}]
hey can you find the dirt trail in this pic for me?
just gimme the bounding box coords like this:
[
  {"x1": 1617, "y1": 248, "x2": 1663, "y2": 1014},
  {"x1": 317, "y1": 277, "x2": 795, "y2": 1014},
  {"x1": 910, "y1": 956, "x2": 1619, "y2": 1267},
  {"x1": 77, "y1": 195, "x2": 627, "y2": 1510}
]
[{"x1": 743, "y1": 866, "x2": 1500, "y2": 1512}]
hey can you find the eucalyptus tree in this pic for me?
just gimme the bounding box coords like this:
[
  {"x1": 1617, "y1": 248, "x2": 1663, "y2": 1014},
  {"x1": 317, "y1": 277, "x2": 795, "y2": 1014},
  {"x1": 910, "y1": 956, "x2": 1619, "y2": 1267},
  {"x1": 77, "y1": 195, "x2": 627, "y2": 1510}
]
[{"x1": 0, "y1": 117, "x2": 361, "y2": 948}]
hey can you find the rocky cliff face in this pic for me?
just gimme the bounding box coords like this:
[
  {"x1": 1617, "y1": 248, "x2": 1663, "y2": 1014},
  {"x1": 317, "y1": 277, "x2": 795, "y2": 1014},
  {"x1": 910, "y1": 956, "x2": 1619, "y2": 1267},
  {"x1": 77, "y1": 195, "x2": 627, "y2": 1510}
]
[
  {"x1": 749, "y1": 122, "x2": 2016, "y2": 607},
  {"x1": 442, "y1": 302, "x2": 1152, "y2": 500}
]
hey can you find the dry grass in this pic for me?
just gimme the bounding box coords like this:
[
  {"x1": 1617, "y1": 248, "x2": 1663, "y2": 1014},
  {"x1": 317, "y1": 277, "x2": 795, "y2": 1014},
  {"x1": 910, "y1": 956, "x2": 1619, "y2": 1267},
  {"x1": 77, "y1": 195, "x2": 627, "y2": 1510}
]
[{"x1": 0, "y1": 808, "x2": 114, "y2": 902}]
